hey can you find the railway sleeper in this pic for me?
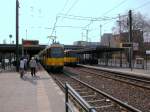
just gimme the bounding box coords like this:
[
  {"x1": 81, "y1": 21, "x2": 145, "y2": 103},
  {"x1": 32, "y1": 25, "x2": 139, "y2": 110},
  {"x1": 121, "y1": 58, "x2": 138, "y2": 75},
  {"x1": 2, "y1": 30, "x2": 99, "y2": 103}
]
[
  {"x1": 74, "y1": 87, "x2": 92, "y2": 91},
  {"x1": 72, "y1": 86, "x2": 84, "y2": 89},
  {"x1": 79, "y1": 91, "x2": 96, "y2": 96},
  {"x1": 78, "y1": 91, "x2": 95, "y2": 94},
  {"x1": 74, "y1": 88, "x2": 88, "y2": 92},
  {"x1": 95, "y1": 104, "x2": 122, "y2": 112},
  {"x1": 82, "y1": 94, "x2": 96, "y2": 98},
  {"x1": 95, "y1": 104, "x2": 114, "y2": 109},
  {"x1": 87, "y1": 99, "x2": 106, "y2": 103},
  {"x1": 70, "y1": 84, "x2": 81, "y2": 87},
  {"x1": 83, "y1": 94, "x2": 105, "y2": 101},
  {"x1": 95, "y1": 104, "x2": 123, "y2": 112},
  {"x1": 90, "y1": 100, "x2": 112, "y2": 107}
]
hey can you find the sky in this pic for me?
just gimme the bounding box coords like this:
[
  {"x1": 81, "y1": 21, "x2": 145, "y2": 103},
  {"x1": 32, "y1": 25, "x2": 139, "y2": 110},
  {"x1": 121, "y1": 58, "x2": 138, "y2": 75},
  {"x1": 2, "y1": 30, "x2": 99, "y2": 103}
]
[{"x1": 0, "y1": 0, "x2": 150, "y2": 45}]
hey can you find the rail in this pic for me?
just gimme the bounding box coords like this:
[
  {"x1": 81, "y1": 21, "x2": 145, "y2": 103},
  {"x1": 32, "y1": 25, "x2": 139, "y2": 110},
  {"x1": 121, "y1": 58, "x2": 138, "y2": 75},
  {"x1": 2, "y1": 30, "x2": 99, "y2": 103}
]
[
  {"x1": 65, "y1": 83, "x2": 96, "y2": 112},
  {"x1": 64, "y1": 71, "x2": 142, "y2": 112}
]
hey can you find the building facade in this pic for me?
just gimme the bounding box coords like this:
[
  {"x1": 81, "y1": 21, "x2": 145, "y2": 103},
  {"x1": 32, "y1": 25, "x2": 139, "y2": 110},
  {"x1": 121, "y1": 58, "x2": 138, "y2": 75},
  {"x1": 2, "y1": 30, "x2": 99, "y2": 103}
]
[{"x1": 101, "y1": 30, "x2": 144, "y2": 59}]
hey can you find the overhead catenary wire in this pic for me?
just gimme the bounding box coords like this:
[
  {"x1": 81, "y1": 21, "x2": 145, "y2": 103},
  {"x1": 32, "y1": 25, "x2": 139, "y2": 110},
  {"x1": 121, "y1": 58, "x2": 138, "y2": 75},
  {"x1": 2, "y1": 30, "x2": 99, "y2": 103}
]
[
  {"x1": 65, "y1": 0, "x2": 80, "y2": 15},
  {"x1": 58, "y1": 13, "x2": 119, "y2": 21},
  {"x1": 48, "y1": 0, "x2": 71, "y2": 44},
  {"x1": 82, "y1": 0, "x2": 127, "y2": 29},
  {"x1": 54, "y1": 0, "x2": 127, "y2": 31},
  {"x1": 49, "y1": 0, "x2": 134, "y2": 44},
  {"x1": 60, "y1": 0, "x2": 70, "y2": 13},
  {"x1": 56, "y1": 25, "x2": 85, "y2": 29},
  {"x1": 49, "y1": 0, "x2": 80, "y2": 44},
  {"x1": 59, "y1": 13, "x2": 94, "y2": 19},
  {"x1": 49, "y1": 14, "x2": 119, "y2": 44},
  {"x1": 134, "y1": 0, "x2": 150, "y2": 10},
  {"x1": 47, "y1": 16, "x2": 59, "y2": 45},
  {"x1": 101, "y1": 0, "x2": 127, "y2": 16}
]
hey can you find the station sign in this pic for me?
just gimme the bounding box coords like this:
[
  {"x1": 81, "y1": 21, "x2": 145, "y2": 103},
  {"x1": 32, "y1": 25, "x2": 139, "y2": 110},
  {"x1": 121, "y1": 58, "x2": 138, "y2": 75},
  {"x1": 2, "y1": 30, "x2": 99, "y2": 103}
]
[
  {"x1": 23, "y1": 40, "x2": 39, "y2": 47},
  {"x1": 120, "y1": 43, "x2": 132, "y2": 48},
  {"x1": 146, "y1": 50, "x2": 150, "y2": 54}
]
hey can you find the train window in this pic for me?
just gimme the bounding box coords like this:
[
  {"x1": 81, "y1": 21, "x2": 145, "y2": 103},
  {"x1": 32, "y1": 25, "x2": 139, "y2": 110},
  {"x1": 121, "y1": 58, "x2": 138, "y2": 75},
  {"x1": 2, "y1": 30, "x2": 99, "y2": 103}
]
[
  {"x1": 69, "y1": 52, "x2": 77, "y2": 57},
  {"x1": 51, "y1": 47, "x2": 63, "y2": 57},
  {"x1": 47, "y1": 50, "x2": 48, "y2": 57},
  {"x1": 47, "y1": 49, "x2": 51, "y2": 57}
]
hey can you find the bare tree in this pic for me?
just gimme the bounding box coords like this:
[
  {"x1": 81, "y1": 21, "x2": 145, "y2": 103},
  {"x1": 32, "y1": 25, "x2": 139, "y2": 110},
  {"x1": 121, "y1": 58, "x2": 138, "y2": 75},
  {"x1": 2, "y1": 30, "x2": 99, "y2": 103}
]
[
  {"x1": 114, "y1": 11, "x2": 150, "y2": 34},
  {"x1": 112, "y1": 11, "x2": 150, "y2": 59}
]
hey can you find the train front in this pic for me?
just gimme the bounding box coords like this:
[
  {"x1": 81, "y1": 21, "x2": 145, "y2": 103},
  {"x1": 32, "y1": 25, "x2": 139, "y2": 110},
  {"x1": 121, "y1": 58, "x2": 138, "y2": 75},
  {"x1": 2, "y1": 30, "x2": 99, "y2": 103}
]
[{"x1": 47, "y1": 45, "x2": 64, "y2": 72}]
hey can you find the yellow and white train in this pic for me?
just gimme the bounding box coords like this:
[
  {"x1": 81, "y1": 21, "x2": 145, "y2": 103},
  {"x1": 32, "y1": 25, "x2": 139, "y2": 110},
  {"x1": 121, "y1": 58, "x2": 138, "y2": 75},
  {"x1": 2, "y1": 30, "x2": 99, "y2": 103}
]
[
  {"x1": 64, "y1": 50, "x2": 79, "y2": 66},
  {"x1": 39, "y1": 43, "x2": 64, "y2": 72}
]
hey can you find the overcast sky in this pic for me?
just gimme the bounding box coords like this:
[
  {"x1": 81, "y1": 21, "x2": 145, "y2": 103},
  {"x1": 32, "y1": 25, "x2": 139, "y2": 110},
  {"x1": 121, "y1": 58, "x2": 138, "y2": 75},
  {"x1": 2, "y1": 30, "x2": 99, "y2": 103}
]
[{"x1": 0, "y1": 0, "x2": 150, "y2": 45}]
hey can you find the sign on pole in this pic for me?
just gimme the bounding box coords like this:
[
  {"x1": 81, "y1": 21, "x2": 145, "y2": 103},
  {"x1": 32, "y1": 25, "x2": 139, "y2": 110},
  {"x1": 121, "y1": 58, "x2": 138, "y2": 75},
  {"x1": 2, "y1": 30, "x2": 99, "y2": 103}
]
[
  {"x1": 120, "y1": 43, "x2": 132, "y2": 48},
  {"x1": 23, "y1": 40, "x2": 39, "y2": 47},
  {"x1": 146, "y1": 50, "x2": 150, "y2": 54}
]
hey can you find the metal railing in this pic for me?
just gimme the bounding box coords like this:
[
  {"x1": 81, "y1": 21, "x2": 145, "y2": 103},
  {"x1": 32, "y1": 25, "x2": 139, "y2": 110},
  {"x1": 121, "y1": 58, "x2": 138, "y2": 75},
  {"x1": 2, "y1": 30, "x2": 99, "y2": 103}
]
[{"x1": 65, "y1": 83, "x2": 96, "y2": 112}]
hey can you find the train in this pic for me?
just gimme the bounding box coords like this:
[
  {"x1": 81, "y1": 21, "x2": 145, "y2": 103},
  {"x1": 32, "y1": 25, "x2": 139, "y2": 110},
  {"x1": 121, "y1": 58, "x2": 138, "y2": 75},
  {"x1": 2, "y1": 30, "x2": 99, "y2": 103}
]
[
  {"x1": 38, "y1": 43, "x2": 64, "y2": 72},
  {"x1": 64, "y1": 50, "x2": 79, "y2": 66}
]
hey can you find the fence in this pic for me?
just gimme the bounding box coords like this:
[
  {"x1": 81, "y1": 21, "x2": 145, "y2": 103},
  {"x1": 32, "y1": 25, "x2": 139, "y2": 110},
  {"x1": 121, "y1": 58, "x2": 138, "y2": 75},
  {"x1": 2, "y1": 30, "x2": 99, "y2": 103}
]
[{"x1": 65, "y1": 83, "x2": 96, "y2": 112}]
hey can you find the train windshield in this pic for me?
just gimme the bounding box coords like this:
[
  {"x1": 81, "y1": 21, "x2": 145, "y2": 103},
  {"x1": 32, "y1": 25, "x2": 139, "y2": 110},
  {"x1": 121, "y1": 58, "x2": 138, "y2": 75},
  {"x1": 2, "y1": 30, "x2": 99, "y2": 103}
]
[
  {"x1": 69, "y1": 52, "x2": 78, "y2": 57},
  {"x1": 51, "y1": 47, "x2": 63, "y2": 57},
  {"x1": 69, "y1": 52, "x2": 75, "y2": 57}
]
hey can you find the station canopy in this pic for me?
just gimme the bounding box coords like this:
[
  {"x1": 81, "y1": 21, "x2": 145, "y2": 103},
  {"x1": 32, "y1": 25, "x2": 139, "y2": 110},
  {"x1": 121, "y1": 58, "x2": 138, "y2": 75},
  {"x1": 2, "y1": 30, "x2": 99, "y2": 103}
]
[{"x1": 76, "y1": 45, "x2": 124, "y2": 54}]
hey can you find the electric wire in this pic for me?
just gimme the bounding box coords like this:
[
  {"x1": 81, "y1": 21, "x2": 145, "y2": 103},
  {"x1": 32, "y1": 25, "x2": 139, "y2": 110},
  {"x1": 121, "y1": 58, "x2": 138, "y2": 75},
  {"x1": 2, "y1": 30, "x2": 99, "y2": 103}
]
[
  {"x1": 102, "y1": 0, "x2": 127, "y2": 16},
  {"x1": 58, "y1": 13, "x2": 119, "y2": 21},
  {"x1": 49, "y1": 0, "x2": 80, "y2": 44},
  {"x1": 60, "y1": 0, "x2": 70, "y2": 12},
  {"x1": 65, "y1": 0, "x2": 80, "y2": 15},
  {"x1": 134, "y1": 0, "x2": 150, "y2": 10},
  {"x1": 49, "y1": 0, "x2": 130, "y2": 44},
  {"x1": 82, "y1": 0, "x2": 127, "y2": 29},
  {"x1": 48, "y1": 16, "x2": 59, "y2": 45},
  {"x1": 56, "y1": 25, "x2": 85, "y2": 29},
  {"x1": 58, "y1": 13, "x2": 94, "y2": 19}
]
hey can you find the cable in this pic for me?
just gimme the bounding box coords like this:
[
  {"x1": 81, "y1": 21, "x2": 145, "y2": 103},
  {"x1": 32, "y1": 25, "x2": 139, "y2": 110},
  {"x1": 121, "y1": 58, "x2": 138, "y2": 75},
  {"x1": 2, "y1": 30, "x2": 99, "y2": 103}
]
[
  {"x1": 84, "y1": 20, "x2": 93, "y2": 28},
  {"x1": 102, "y1": 0, "x2": 127, "y2": 16},
  {"x1": 56, "y1": 25, "x2": 85, "y2": 29},
  {"x1": 48, "y1": 0, "x2": 80, "y2": 44},
  {"x1": 65, "y1": 0, "x2": 80, "y2": 15},
  {"x1": 47, "y1": 16, "x2": 59, "y2": 45},
  {"x1": 134, "y1": 1, "x2": 150, "y2": 10},
  {"x1": 51, "y1": 17, "x2": 58, "y2": 36},
  {"x1": 58, "y1": 16, "x2": 92, "y2": 21},
  {"x1": 48, "y1": 0, "x2": 71, "y2": 44},
  {"x1": 58, "y1": 15, "x2": 119, "y2": 22},
  {"x1": 58, "y1": 13, "x2": 93, "y2": 19},
  {"x1": 59, "y1": 13, "x2": 119, "y2": 21},
  {"x1": 60, "y1": 0, "x2": 70, "y2": 12}
]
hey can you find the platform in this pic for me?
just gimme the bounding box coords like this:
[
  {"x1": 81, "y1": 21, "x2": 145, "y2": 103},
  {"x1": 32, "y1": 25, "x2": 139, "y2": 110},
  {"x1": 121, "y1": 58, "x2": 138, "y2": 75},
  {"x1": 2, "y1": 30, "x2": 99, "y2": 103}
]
[
  {"x1": 0, "y1": 69, "x2": 65, "y2": 112},
  {"x1": 79, "y1": 64, "x2": 150, "y2": 79}
]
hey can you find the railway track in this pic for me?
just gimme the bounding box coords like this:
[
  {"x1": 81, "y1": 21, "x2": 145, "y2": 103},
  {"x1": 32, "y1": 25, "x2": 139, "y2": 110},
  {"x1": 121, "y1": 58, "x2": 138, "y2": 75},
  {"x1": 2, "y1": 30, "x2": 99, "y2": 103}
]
[
  {"x1": 51, "y1": 72, "x2": 142, "y2": 112},
  {"x1": 69, "y1": 67, "x2": 150, "y2": 89},
  {"x1": 63, "y1": 66, "x2": 150, "y2": 112}
]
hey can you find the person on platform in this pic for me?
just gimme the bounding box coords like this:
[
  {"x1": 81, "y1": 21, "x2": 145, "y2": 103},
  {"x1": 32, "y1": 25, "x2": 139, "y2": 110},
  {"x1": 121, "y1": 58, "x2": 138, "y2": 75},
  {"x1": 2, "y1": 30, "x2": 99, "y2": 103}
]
[
  {"x1": 29, "y1": 57, "x2": 37, "y2": 77},
  {"x1": 19, "y1": 57, "x2": 25, "y2": 78},
  {"x1": 24, "y1": 58, "x2": 28, "y2": 72}
]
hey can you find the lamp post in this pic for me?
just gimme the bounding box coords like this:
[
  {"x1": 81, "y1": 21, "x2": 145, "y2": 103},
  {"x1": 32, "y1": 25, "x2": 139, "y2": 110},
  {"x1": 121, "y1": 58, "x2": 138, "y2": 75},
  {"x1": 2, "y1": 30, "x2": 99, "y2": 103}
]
[
  {"x1": 100, "y1": 24, "x2": 102, "y2": 42},
  {"x1": 129, "y1": 10, "x2": 133, "y2": 71},
  {"x1": 16, "y1": 0, "x2": 19, "y2": 72},
  {"x1": 9, "y1": 34, "x2": 12, "y2": 44}
]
